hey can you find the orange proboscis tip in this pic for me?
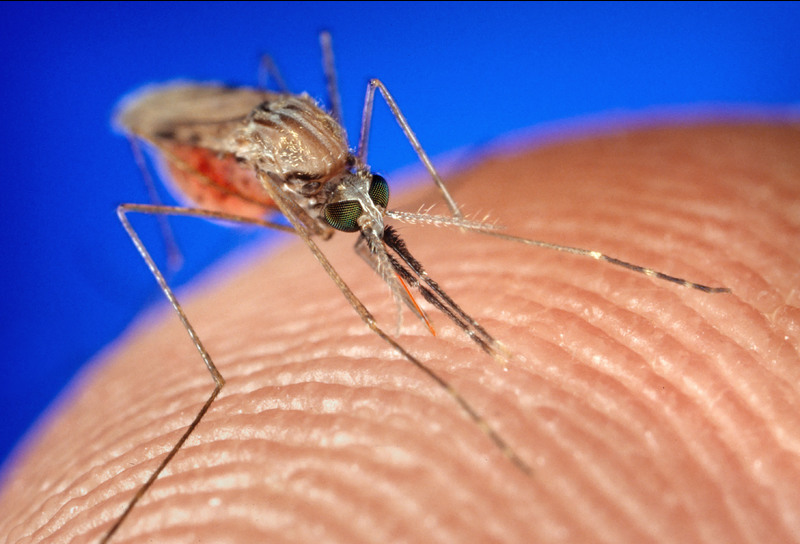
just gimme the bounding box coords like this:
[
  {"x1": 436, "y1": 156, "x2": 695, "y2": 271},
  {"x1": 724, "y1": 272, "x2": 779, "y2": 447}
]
[{"x1": 395, "y1": 271, "x2": 436, "y2": 336}]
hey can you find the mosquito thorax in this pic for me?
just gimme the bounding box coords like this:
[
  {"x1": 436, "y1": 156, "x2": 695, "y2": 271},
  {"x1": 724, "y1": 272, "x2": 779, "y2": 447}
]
[
  {"x1": 322, "y1": 172, "x2": 390, "y2": 234},
  {"x1": 236, "y1": 92, "x2": 350, "y2": 188}
]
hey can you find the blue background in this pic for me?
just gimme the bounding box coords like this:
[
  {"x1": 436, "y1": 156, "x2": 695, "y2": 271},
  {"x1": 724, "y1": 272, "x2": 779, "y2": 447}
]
[{"x1": 1, "y1": 2, "x2": 798, "y2": 471}]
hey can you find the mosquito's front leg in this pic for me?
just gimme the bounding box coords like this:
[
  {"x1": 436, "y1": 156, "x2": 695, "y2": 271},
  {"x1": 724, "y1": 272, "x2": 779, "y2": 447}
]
[
  {"x1": 353, "y1": 79, "x2": 732, "y2": 295},
  {"x1": 357, "y1": 78, "x2": 463, "y2": 219}
]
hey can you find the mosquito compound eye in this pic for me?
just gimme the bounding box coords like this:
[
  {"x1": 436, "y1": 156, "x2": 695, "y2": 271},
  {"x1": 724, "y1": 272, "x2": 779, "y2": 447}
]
[
  {"x1": 323, "y1": 200, "x2": 363, "y2": 232},
  {"x1": 368, "y1": 174, "x2": 390, "y2": 209}
]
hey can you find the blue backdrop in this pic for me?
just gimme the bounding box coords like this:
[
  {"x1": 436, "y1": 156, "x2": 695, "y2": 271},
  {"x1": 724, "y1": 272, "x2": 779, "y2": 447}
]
[{"x1": 1, "y1": 2, "x2": 798, "y2": 470}]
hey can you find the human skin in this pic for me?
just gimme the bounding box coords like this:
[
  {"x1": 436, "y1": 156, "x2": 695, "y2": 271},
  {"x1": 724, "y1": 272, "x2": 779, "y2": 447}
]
[{"x1": 0, "y1": 119, "x2": 798, "y2": 543}]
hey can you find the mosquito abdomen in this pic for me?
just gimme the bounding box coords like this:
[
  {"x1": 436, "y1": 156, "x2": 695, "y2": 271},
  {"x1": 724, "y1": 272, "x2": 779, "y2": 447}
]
[{"x1": 160, "y1": 143, "x2": 278, "y2": 219}]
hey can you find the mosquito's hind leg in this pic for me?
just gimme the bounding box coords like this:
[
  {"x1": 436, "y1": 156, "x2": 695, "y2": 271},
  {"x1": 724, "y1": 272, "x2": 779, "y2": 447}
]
[
  {"x1": 103, "y1": 204, "x2": 295, "y2": 543},
  {"x1": 126, "y1": 137, "x2": 184, "y2": 273}
]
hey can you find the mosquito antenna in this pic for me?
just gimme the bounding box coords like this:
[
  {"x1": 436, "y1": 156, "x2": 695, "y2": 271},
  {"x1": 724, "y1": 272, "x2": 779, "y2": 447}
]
[
  {"x1": 387, "y1": 210, "x2": 729, "y2": 294},
  {"x1": 387, "y1": 209, "x2": 502, "y2": 232},
  {"x1": 485, "y1": 231, "x2": 731, "y2": 293}
]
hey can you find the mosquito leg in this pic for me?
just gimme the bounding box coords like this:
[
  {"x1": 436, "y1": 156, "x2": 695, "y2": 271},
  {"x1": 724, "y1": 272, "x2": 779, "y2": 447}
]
[
  {"x1": 319, "y1": 31, "x2": 344, "y2": 128},
  {"x1": 119, "y1": 203, "x2": 296, "y2": 233},
  {"x1": 103, "y1": 204, "x2": 295, "y2": 543},
  {"x1": 486, "y1": 231, "x2": 732, "y2": 293},
  {"x1": 257, "y1": 53, "x2": 290, "y2": 92},
  {"x1": 353, "y1": 81, "x2": 729, "y2": 294},
  {"x1": 357, "y1": 79, "x2": 462, "y2": 218},
  {"x1": 127, "y1": 137, "x2": 184, "y2": 272}
]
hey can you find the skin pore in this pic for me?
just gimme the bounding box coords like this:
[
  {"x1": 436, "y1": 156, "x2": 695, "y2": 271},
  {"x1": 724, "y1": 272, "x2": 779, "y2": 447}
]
[{"x1": 0, "y1": 119, "x2": 798, "y2": 543}]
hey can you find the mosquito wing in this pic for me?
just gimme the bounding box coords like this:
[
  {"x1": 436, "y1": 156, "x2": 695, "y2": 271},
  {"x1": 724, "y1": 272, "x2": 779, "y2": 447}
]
[{"x1": 114, "y1": 84, "x2": 274, "y2": 149}]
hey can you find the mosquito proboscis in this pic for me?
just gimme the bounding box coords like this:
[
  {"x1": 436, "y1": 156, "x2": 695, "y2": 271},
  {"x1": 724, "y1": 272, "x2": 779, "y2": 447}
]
[{"x1": 106, "y1": 32, "x2": 730, "y2": 542}]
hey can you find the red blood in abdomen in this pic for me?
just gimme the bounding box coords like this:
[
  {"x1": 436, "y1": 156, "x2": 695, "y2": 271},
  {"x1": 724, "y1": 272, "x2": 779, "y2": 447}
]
[{"x1": 163, "y1": 143, "x2": 277, "y2": 220}]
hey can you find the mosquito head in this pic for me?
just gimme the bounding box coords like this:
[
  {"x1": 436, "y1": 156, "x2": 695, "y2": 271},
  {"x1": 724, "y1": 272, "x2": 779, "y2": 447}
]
[{"x1": 322, "y1": 171, "x2": 390, "y2": 240}]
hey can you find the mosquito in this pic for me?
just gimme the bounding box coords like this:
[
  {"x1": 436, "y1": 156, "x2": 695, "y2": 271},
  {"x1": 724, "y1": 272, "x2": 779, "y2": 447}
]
[{"x1": 107, "y1": 32, "x2": 730, "y2": 542}]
